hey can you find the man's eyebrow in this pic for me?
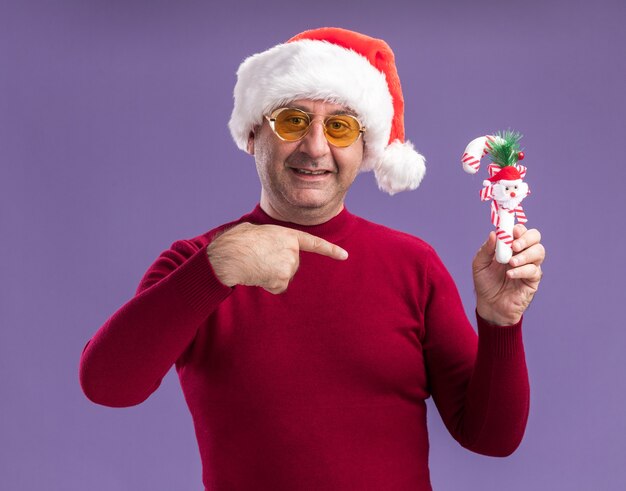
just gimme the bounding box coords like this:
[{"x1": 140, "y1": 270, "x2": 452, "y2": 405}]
[
  {"x1": 332, "y1": 108, "x2": 358, "y2": 117},
  {"x1": 290, "y1": 104, "x2": 358, "y2": 118}
]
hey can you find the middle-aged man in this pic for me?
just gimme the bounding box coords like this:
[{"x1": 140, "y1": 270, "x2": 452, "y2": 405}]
[{"x1": 80, "y1": 27, "x2": 545, "y2": 491}]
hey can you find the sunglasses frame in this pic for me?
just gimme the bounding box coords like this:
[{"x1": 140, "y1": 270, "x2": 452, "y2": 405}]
[{"x1": 265, "y1": 107, "x2": 366, "y2": 148}]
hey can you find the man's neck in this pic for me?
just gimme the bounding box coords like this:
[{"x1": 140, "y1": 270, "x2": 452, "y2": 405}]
[{"x1": 259, "y1": 196, "x2": 344, "y2": 226}]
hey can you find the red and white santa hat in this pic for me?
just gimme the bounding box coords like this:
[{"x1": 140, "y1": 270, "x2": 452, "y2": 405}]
[
  {"x1": 228, "y1": 27, "x2": 426, "y2": 195},
  {"x1": 484, "y1": 165, "x2": 523, "y2": 184}
]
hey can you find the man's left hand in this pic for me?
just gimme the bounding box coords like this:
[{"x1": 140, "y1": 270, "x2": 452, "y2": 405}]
[{"x1": 473, "y1": 224, "x2": 545, "y2": 326}]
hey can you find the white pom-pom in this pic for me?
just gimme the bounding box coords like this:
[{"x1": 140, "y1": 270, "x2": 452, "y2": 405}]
[{"x1": 374, "y1": 140, "x2": 426, "y2": 195}]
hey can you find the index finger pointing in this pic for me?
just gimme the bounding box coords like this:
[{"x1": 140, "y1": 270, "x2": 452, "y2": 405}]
[{"x1": 295, "y1": 231, "x2": 349, "y2": 260}]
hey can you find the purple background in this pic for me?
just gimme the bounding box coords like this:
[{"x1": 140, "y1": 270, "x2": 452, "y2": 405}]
[{"x1": 2, "y1": 0, "x2": 624, "y2": 489}]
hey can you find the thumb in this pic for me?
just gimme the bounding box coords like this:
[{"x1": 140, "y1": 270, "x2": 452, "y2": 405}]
[{"x1": 473, "y1": 231, "x2": 496, "y2": 269}]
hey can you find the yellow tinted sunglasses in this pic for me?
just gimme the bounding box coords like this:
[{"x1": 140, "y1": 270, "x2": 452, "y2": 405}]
[{"x1": 265, "y1": 107, "x2": 365, "y2": 148}]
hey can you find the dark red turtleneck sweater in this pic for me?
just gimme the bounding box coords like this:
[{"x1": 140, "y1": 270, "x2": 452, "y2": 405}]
[{"x1": 80, "y1": 205, "x2": 529, "y2": 491}]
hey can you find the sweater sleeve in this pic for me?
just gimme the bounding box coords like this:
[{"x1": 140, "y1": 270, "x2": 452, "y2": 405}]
[
  {"x1": 79, "y1": 237, "x2": 233, "y2": 408},
  {"x1": 421, "y1": 250, "x2": 530, "y2": 457}
]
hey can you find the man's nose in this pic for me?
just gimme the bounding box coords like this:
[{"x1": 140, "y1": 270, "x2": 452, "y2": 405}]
[{"x1": 299, "y1": 120, "x2": 330, "y2": 158}]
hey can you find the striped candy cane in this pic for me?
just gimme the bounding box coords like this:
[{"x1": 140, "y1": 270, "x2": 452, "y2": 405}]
[
  {"x1": 461, "y1": 135, "x2": 530, "y2": 264},
  {"x1": 461, "y1": 135, "x2": 502, "y2": 174},
  {"x1": 490, "y1": 201, "x2": 528, "y2": 263}
]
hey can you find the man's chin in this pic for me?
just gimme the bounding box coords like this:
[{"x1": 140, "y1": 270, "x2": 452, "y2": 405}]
[
  {"x1": 266, "y1": 190, "x2": 344, "y2": 223},
  {"x1": 287, "y1": 190, "x2": 335, "y2": 209}
]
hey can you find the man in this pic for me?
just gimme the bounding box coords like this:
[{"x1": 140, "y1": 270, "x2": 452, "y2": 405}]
[{"x1": 80, "y1": 28, "x2": 545, "y2": 490}]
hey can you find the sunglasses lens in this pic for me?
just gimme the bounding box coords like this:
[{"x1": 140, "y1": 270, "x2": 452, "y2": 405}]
[
  {"x1": 273, "y1": 109, "x2": 310, "y2": 141},
  {"x1": 324, "y1": 115, "x2": 361, "y2": 147}
]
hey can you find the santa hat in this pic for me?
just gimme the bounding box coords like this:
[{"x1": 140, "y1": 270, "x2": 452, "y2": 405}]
[
  {"x1": 228, "y1": 27, "x2": 426, "y2": 195},
  {"x1": 485, "y1": 165, "x2": 522, "y2": 183}
]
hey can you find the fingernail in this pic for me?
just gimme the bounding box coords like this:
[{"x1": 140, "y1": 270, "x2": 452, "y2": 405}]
[{"x1": 339, "y1": 249, "x2": 349, "y2": 260}]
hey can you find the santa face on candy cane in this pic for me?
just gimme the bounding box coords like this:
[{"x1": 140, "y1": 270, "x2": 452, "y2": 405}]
[
  {"x1": 486, "y1": 163, "x2": 530, "y2": 213},
  {"x1": 462, "y1": 132, "x2": 530, "y2": 264},
  {"x1": 490, "y1": 179, "x2": 529, "y2": 210}
]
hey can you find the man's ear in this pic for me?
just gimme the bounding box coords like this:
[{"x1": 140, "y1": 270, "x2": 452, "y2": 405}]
[{"x1": 246, "y1": 130, "x2": 255, "y2": 155}]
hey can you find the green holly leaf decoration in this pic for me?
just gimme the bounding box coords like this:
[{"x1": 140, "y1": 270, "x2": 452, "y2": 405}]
[{"x1": 488, "y1": 130, "x2": 524, "y2": 168}]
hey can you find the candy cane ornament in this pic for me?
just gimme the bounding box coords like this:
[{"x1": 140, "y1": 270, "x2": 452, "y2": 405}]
[{"x1": 461, "y1": 131, "x2": 530, "y2": 264}]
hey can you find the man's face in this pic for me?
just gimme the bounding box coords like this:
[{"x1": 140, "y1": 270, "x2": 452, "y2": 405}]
[{"x1": 249, "y1": 99, "x2": 364, "y2": 224}]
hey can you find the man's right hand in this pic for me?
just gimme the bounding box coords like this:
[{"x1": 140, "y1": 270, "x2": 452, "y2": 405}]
[{"x1": 206, "y1": 223, "x2": 349, "y2": 294}]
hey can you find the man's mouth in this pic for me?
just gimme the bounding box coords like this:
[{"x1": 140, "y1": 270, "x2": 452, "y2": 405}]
[{"x1": 292, "y1": 168, "x2": 331, "y2": 175}]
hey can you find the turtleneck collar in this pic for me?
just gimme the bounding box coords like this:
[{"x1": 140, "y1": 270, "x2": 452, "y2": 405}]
[{"x1": 240, "y1": 204, "x2": 357, "y2": 243}]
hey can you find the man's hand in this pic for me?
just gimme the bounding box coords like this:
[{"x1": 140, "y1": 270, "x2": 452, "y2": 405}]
[
  {"x1": 206, "y1": 223, "x2": 349, "y2": 294},
  {"x1": 473, "y1": 224, "x2": 545, "y2": 326}
]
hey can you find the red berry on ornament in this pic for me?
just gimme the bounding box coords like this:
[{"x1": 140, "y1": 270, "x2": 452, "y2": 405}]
[{"x1": 518, "y1": 151, "x2": 525, "y2": 160}]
